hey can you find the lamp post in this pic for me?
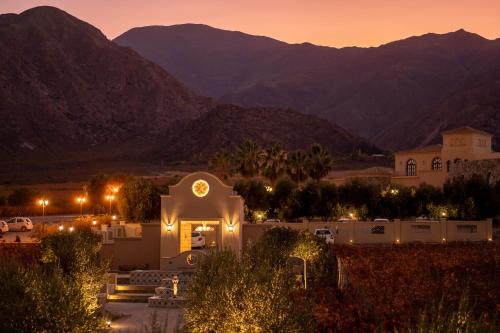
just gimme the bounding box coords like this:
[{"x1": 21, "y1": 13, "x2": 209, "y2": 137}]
[
  {"x1": 76, "y1": 196, "x2": 86, "y2": 216},
  {"x1": 38, "y1": 199, "x2": 49, "y2": 217},
  {"x1": 105, "y1": 194, "x2": 115, "y2": 215}
]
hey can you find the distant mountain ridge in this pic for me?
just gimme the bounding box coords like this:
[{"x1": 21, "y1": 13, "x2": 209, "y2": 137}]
[
  {"x1": 0, "y1": 7, "x2": 373, "y2": 174},
  {"x1": 148, "y1": 104, "x2": 379, "y2": 163},
  {"x1": 115, "y1": 24, "x2": 500, "y2": 150}
]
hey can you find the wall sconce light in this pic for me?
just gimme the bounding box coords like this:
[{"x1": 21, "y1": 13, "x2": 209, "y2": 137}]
[
  {"x1": 442, "y1": 238, "x2": 446, "y2": 242},
  {"x1": 166, "y1": 224, "x2": 173, "y2": 232},
  {"x1": 395, "y1": 239, "x2": 400, "y2": 243},
  {"x1": 227, "y1": 224, "x2": 235, "y2": 233},
  {"x1": 69, "y1": 226, "x2": 74, "y2": 232},
  {"x1": 349, "y1": 239, "x2": 353, "y2": 244},
  {"x1": 58, "y1": 225, "x2": 64, "y2": 231}
]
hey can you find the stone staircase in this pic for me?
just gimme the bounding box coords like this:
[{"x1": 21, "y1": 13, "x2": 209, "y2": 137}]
[{"x1": 106, "y1": 271, "x2": 194, "y2": 305}]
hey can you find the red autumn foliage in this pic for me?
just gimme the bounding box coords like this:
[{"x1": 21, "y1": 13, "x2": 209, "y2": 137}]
[
  {"x1": 0, "y1": 243, "x2": 41, "y2": 266},
  {"x1": 314, "y1": 243, "x2": 499, "y2": 332}
]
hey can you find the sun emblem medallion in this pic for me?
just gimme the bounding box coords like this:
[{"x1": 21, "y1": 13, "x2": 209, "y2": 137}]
[{"x1": 192, "y1": 179, "x2": 209, "y2": 197}]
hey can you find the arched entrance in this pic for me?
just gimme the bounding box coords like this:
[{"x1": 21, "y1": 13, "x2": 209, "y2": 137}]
[{"x1": 160, "y1": 172, "x2": 244, "y2": 270}]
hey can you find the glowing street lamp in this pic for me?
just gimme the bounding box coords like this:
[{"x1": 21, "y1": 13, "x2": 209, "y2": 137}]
[
  {"x1": 105, "y1": 194, "x2": 115, "y2": 215},
  {"x1": 76, "y1": 196, "x2": 87, "y2": 216},
  {"x1": 38, "y1": 198, "x2": 49, "y2": 216}
]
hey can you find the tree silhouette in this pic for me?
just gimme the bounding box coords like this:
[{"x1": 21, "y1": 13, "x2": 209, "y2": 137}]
[
  {"x1": 235, "y1": 140, "x2": 261, "y2": 178},
  {"x1": 261, "y1": 145, "x2": 287, "y2": 184},
  {"x1": 208, "y1": 151, "x2": 234, "y2": 180},
  {"x1": 307, "y1": 144, "x2": 333, "y2": 182},
  {"x1": 287, "y1": 150, "x2": 309, "y2": 185}
]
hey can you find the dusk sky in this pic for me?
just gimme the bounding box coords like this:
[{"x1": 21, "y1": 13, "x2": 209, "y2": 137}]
[{"x1": 1, "y1": 0, "x2": 499, "y2": 47}]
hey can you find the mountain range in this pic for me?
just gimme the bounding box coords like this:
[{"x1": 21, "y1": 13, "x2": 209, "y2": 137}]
[
  {"x1": 0, "y1": 6, "x2": 372, "y2": 175},
  {"x1": 115, "y1": 24, "x2": 500, "y2": 150}
]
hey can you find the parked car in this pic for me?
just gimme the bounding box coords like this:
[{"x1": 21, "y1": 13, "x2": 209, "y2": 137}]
[
  {"x1": 265, "y1": 218, "x2": 281, "y2": 223},
  {"x1": 191, "y1": 232, "x2": 206, "y2": 248},
  {"x1": 314, "y1": 229, "x2": 335, "y2": 244},
  {"x1": 373, "y1": 218, "x2": 390, "y2": 223},
  {"x1": 338, "y1": 218, "x2": 354, "y2": 223},
  {"x1": 5, "y1": 217, "x2": 33, "y2": 232},
  {"x1": 0, "y1": 221, "x2": 8, "y2": 233}
]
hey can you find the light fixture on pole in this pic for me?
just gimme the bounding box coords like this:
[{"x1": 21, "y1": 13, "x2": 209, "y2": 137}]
[
  {"x1": 76, "y1": 196, "x2": 86, "y2": 216},
  {"x1": 38, "y1": 198, "x2": 49, "y2": 217},
  {"x1": 105, "y1": 194, "x2": 115, "y2": 215}
]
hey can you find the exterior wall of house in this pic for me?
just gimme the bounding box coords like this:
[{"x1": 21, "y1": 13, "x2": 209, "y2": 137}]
[
  {"x1": 242, "y1": 219, "x2": 492, "y2": 246},
  {"x1": 100, "y1": 223, "x2": 161, "y2": 270},
  {"x1": 449, "y1": 159, "x2": 500, "y2": 183},
  {"x1": 160, "y1": 172, "x2": 244, "y2": 269},
  {"x1": 101, "y1": 219, "x2": 492, "y2": 270},
  {"x1": 392, "y1": 129, "x2": 499, "y2": 187}
]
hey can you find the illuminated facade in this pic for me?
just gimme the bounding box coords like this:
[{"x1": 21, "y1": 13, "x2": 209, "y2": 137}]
[
  {"x1": 160, "y1": 172, "x2": 244, "y2": 269},
  {"x1": 392, "y1": 127, "x2": 500, "y2": 187}
]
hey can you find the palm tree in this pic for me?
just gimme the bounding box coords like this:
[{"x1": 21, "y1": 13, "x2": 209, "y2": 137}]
[
  {"x1": 287, "y1": 150, "x2": 309, "y2": 185},
  {"x1": 208, "y1": 151, "x2": 234, "y2": 180},
  {"x1": 261, "y1": 145, "x2": 287, "y2": 184},
  {"x1": 235, "y1": 140, "x2": 261, "y2": 178},
  {"x1": 307, "y1": 143, "x2": 333, "y2": 182}
]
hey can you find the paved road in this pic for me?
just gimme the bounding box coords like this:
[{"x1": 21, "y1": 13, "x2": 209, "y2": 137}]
[
  {"x1": 105, "y1": 303, "x2": 183, "y2": 333},
  {"x1": 0, "y1": 214, "x2": 81, "y2": 243},
  {"x1": 0, "y1": 230, "x2": 36, "y2": 243}
]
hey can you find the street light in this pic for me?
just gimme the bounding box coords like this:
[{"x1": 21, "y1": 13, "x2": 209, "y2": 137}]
[
  {"x1": 76, "y1": 196, "x2": 87, "y2": 216},
  {"x1": 105, "y1": 194, "x2": 115, "y2": 215},
  {"x1": 38, "y1": 199, "x2": 49, "y2": 216}
]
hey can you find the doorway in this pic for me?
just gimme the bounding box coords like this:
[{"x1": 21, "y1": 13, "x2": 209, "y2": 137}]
[{"x1": 179, "y1": 220, "x2": 220, "y2": 252}]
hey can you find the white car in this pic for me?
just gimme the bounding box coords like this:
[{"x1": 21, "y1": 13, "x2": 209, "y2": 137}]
[
  {"x1": 6, "y1": 217, "x2": 33, "y2": 232},
  {"x1": 0, "y1": 221, "x2": 8, "y2": 233},
  {"x1": 314, "y1": 229, "x2": 335, "y2": 244},
  {"x1": 374, "y1": 218, "x2": 390, "y2": 223},
  {"x1": 191, "y1": 232, "x2": 206, "y2": 248}
]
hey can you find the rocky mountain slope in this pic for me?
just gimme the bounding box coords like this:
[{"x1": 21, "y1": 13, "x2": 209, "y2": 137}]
[
  {"x1": 115, "y1": 25, "x2": 500, "y2": 150},
  {"x1": 0, "y1": 7, "x2": 211, "y2": 162},
  {"x1": 0, "y1": 7, "x2": 374, "y2": 176},
  {"x1": 148, "y1": 104, "x2": 379, "y2": 163}
]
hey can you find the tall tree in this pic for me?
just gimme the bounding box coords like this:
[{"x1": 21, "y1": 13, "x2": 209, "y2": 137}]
[
  {"x1": 235, "y1": 140, "x2": 261, "y2": 178},
  {"x1": 208, "y1": 151, "x2": 234, "y2": 180},
  {"x1": 261, "y1": 145, "x2": 287, "y2": 184},
  {"x1": 287, "y1": 150, "x2": 309, "y2": 185},
  {"x1": 307, "y1": 144, "x2": 333, "y2": 182},
  {"x1": 118, "y1": 178, "x2": 161, "y2": 222}
]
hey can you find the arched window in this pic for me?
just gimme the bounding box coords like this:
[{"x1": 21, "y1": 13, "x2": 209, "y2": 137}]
[
  {"x1": 406, "y1": 159, "x2": 417, "y2": 176},
  {"x1": 431, "y1": 157, "x2": 442, "y2": 171}
]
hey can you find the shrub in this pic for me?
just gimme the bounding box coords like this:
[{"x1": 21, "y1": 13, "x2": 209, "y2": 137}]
[
  {"x1": 184, "y1": 228, "x2": 326, "y2": 331},
  {"x1": 0, "y1": 230, "x2": 108, "y2": 333}
]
